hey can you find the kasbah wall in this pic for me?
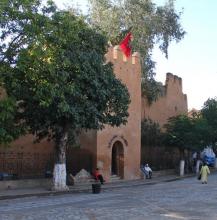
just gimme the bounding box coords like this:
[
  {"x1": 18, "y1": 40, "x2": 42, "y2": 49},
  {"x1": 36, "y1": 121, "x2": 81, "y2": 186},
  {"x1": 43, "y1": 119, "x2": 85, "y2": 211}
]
[
  {"x1": 0, "y1": 46, "x2": 187, "y2": 181},
  {"x1": 142, "y1": 72, "x2": 188, "y2": 128}
]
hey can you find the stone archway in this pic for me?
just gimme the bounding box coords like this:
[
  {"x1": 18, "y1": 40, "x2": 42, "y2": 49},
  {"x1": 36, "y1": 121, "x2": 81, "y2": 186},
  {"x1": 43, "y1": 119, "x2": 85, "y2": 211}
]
[{"x1": 111, "y1": 141, "x2": 124, "y2": 179}]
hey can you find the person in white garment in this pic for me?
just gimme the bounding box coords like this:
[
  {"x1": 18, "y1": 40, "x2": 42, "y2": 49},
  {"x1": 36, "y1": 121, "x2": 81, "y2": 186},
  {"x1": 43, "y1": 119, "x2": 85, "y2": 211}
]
[{"x1": 141, "y1": 163, "x2": 152, "y2": 179}]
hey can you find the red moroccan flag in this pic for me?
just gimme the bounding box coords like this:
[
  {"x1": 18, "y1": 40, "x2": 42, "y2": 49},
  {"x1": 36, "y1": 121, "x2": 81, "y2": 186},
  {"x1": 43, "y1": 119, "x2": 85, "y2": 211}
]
[{"x1": 119, "y1": 32, "x2": 132, "y2": 57}]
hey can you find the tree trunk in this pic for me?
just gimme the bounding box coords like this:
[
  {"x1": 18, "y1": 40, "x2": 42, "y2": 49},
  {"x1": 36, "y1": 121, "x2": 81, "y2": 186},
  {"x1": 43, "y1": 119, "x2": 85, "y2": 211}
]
[
  {"x1": 179, "y1": 148, "x2": 185, "y2": 176},
  {"x1": 179, "y1": 160, "x2": 185, "y2": 176},
  {"x1": 196, "y1": 160, "x2": 201, "y2": 174},
  {"x1": 52, "y1": 126, "x2": 69, "y2": 191}
]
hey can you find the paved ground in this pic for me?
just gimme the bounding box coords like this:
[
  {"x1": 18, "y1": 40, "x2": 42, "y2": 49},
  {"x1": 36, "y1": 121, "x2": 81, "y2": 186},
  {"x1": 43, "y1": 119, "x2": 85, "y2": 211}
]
[
  {"x1": 0, "y1": 173, "x2": 216, "y2": 220},
  {"x1": 0, "y1": 174, "x2": 184, "y2": 199}
]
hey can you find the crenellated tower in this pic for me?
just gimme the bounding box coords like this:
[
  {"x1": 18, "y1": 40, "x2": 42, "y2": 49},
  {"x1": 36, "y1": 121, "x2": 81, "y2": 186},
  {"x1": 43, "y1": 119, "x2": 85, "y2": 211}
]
[{"x1": 80, "y1": 46, "x2": 142, "y2": 180}]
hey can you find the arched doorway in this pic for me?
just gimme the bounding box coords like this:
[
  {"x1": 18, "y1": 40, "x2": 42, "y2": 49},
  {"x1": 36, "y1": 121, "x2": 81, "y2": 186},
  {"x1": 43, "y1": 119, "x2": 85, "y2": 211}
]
[{"x1": 111, "y1": 141, "x2": 124, "y2": 179}]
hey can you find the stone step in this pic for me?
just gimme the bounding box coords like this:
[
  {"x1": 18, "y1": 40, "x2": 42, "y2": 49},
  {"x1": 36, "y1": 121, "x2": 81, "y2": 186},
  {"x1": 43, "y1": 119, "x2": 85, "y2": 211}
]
[{"x1": 110, "y1": 175, "x2": 121, "y2": 182}]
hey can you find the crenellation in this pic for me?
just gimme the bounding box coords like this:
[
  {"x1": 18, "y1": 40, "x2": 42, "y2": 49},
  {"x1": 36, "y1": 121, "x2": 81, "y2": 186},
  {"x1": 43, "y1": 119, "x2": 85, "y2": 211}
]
[
  {"x1": 110, "y1": 46, "x2": 140, "y2": 66},
  {"x1": 166, "y1": 72, "x2": 173, "y2": 81},
  {"x1": 142, "y1": 72, "x2": 188, "y2": 127},
  {"x1": 113, "y1": 45, "x2": 119, "y2": 59},
  {"x1": 132, "y1": 52, "x2": 140, "y2": 65},
  {"x1": 165, "y1": 72, "x2": 183, "y2": 92},
  {"x1": 174, "y1": 75, "x2": 182, "y2": 83}
]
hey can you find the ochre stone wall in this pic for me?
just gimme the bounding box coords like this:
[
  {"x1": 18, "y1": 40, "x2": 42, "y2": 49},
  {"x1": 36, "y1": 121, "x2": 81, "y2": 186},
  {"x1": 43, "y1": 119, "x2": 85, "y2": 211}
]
[
  {"x1": 95, "y1": 46, "x2": 141, "y2": 181},
  {"x1": 79, "y1": 130, "x2": 97, "y2": 170},
  {"x1": 141, "y1": 73, "x2": 188, "y2": 171},
  {"x1": 0, "y1": 48, "x2": 188, "y2": 180},
  {"x1": 142, "y1": 72, "x2": 188, "y2": 128},
  {"x1": 0, "y1": 135, "x2": 54, "y2": 178},
  {"x1": 0, "y1": 87, "x2": 55, "y2": 177}
]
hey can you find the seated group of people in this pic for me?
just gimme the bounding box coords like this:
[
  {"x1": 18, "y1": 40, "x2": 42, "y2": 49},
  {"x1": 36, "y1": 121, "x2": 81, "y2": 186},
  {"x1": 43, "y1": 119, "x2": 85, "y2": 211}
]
[{"x1": 94, "y1": 164, "x2": 153, "y2": 183}]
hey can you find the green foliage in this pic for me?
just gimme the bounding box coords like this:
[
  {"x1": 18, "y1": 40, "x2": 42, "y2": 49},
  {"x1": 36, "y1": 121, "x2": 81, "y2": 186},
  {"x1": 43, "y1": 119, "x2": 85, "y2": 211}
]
[
  {"x1": 0, "y1": 0, "x2": 56, "y2": 64},
  {"x1": 0, "y1": 0, "x2": 130, "y2": 145},
  {"x1": 164, "y1": 114, "x2": 213, "y2": 151},
  {"x1": 87, "y1": 0, "x2": 185, "y2": 103},
  {"x1": 141, "y1": 118, "x2": 163, "y2": 147},
  {"x1": 201, "y1": 97, "x2": 217, "y2": 145},
  {"x1": 147, "y1": 97, "x2": 217, "y2": 153},
  {"x1": 0, "y1": 97, "x2": 25, "y2": 145},
  {"x1": 164, "y1": 115, "x2": 195, "y2": 150},
  {"x1": 141, "y1": 78, "x2": 165, "y2": 104},
  {"x1": 191, "y1": 115, "x2": 212, "y2": 148}
]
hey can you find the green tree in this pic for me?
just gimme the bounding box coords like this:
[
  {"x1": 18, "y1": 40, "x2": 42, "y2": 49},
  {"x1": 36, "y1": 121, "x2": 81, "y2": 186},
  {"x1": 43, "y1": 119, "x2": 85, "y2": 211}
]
[
  {"x1": 201, "y1": 97, "x2": 217, "y2": 146},
  {"x1": 0, "y1": 0, "x2": 130, "y2": 190},
  {"x1": 164, "y1": 115, "x2": 194, "y2": 158},
  {"x1": 87, "y1": 0, "x2": 185, "y2": 103},
  {"x1": 164, "y1": 114, "x2": 195, "y2": 175},
  {"x1": 191, "y1": 112, "x2": 212, "y2": 149},
  {"x1": 163, "y1": 113, "x2": 213, "y2": 175},
  {"x1": 0, "y1": 0, "x2": 44, "y2": 145},
  {"x1": 0, "y1": 96, "x2": 25, "y2": 145},
  {"x1": 141, "y1": 118, "x2": 163, "y2": 147},
  {"x1": 164, "y1": 113, "x2": 213, "y2": 154}
]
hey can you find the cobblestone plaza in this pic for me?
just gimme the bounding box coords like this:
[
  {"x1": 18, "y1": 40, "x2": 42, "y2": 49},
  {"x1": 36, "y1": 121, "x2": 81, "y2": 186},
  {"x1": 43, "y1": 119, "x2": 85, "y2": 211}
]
[{"x1": 0, "y1": 173, "x2": 217, "y2": 220}]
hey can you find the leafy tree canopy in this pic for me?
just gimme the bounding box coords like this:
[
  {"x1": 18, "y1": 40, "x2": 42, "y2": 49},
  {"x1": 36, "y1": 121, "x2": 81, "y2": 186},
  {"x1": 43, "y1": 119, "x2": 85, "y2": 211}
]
[
  {"x1": 87, "y1": 0, "x2": 185, "y2": 102},
  {"x1": 191, "y1": 114, "x2": 212, "y2": 149},
  {"x1": 0, "y1": 96, "x2": 25, "y2": 145},
  {"x1": 164, "y1": 115, "x2": 195, "y2": 150},
  {"x1": 0, "y1": 0, "x2": 131, "y2": 190},
  {"x1": 0, "y1": 0, "x2": 130, "y2": 145},
  {"x1": 164, "y1": 113, "x2": 213, "y2": 152},
  {"x1": 201, "y1": 97, "x2": 217, "y2": 145},
  {"x1": 141, "y1": 118, "x2": 163, "y2": 147}
]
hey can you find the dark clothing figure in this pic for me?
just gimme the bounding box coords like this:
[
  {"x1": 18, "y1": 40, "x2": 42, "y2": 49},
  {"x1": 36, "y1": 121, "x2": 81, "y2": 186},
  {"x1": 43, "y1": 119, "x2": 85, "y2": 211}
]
[{"x1": 93, "y1": 168, "x2": 105, "y2": 184}]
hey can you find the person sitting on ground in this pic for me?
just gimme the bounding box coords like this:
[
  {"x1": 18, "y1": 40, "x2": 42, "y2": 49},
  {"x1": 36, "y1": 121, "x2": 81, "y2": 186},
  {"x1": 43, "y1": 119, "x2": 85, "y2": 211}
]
[
  {"x1": 93, "y1": 168, "x2": 105, "y2": 184},
  {"x1": 141, "y1": 163, "x2": 152, "y2": 179}
]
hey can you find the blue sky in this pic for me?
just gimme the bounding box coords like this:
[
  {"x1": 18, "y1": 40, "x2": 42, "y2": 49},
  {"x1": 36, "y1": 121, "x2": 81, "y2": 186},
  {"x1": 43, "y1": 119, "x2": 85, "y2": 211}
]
[
  {"x1": 153, "y1": 0, "x2": 217, "y2": 110},
  {"x1": 54, "y1": 0, "x2": 217, "y2": 110}
]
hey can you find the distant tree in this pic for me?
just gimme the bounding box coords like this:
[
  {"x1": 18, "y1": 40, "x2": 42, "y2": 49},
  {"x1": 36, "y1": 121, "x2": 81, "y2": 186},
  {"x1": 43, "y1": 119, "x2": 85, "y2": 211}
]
[
  {"x1": 201, "y1": 97, "x2": 217, "y2": 146},
  {"x1": 163, "y1": 113, "x2": 214, "y2": 175},
  {"x1": 164, "y1": 115, "x2": 193, "y2": 158},
  {"x1": 87, "y1": 0, "x2": 185, "y2": 103},
  {"x1": 190, "y1": 112, "x2": 212, "y2": 149},
  {"x1": 0, "y1": 0, "x2": 130, "y2": 190},
  {"x1": 164, "y1": 113, "x2": 214, "y2": 154},
  {"x1": 163, "y1": 114, "x2": 194, "y2": 175},
  {"x1": 141, "y1": 118, "x2": 163, "y2": 147}
]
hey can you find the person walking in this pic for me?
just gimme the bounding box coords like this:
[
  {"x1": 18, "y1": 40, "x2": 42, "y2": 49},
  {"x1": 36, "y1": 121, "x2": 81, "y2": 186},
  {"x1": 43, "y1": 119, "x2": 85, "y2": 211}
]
[{"x1": 200, "y1": 162, "x2": 210, "y2": 184}]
